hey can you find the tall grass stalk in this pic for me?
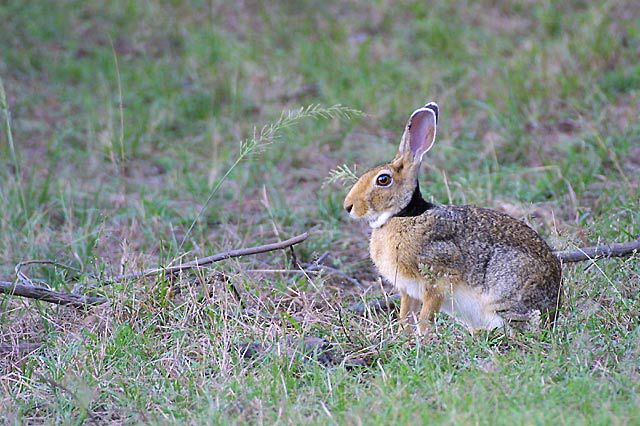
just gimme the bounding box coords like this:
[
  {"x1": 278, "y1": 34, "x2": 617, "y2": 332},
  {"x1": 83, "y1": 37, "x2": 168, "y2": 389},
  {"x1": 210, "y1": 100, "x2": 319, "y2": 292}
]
[
  {"x1": 0, "y1": 77, "x2": 26, "y2": 212},
  {"x1": 109, "y1": 36, "x2": 126, "y2": 170},
  {"x1": 178, "y1": 104, "x2": 362, "y2": 249}
]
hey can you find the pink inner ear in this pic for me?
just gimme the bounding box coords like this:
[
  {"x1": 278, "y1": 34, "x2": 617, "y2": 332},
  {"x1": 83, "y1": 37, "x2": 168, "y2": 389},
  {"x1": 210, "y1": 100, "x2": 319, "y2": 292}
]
[{"x1": 409, "y1": 110, "x2": 435, "y2": 158}]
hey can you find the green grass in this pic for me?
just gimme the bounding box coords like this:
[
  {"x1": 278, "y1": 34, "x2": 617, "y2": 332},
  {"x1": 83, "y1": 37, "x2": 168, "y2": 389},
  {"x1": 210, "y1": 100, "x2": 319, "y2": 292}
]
[{"x1": 1, "y1": 0, "x2": 639, "y2": 423}]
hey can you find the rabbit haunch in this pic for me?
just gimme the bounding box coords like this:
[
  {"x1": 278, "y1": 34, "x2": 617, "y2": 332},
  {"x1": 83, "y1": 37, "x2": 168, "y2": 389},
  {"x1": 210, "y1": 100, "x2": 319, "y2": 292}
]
[{"x1": 344, "y1": 102, "x2": 561, "y2": 332}]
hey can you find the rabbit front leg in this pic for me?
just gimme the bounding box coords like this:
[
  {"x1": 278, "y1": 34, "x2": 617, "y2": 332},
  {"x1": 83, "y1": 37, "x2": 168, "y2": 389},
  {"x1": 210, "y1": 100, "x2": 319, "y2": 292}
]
[
  {"x1": 417, "y1": 288, "x2": 444, "y2": 335},
  {"x1": 398, "y1": 291, "x2": 421, "y2": 333}
]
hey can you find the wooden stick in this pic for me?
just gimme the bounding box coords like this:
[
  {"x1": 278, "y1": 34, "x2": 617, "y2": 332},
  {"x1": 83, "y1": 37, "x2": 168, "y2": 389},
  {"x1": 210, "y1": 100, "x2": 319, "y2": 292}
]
[
  {"x1": 0, "y1": 281, "x2": 107, "y2": 307},
  {"x1": 96, "y1": 232, "x2": 309, "y2": 285},
  {"x1": 1, "y1": 232, "x2": 309, "y2": 306},
  {"x1": 555, "y1": 238, "x2": 640, "y2": 263}
]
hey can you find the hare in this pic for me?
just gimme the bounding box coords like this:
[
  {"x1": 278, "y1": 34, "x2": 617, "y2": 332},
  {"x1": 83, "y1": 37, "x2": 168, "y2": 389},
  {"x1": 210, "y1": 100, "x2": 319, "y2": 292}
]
[{"x1": 343, "y1": 102, "x2": 561, "y2": 334}]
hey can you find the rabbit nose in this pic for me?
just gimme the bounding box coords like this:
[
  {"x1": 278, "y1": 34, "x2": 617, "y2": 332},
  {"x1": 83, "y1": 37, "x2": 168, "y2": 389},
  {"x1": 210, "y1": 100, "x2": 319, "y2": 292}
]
[{"x1": 345, "y1": 204, "x2": 353, "y2": 214}]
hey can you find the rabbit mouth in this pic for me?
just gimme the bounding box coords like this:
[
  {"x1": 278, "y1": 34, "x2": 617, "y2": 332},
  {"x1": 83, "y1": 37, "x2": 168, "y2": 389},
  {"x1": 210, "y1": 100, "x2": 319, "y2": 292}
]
[{"x1": 347, "y1": 208, "x2": 394, "y2": 229}]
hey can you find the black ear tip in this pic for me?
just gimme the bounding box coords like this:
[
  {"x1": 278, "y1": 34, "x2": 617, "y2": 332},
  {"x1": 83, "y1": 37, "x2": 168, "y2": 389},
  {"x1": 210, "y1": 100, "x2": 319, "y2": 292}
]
[{"x1": 424, "y1": 102, "x2": 438, "y2": 123}]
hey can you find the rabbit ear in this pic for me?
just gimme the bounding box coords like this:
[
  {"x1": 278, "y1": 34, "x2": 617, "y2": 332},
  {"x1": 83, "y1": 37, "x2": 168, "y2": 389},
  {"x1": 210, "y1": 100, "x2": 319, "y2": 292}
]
[{"x1": 399, "y1": 102, "x2": 438, "y2": 163}]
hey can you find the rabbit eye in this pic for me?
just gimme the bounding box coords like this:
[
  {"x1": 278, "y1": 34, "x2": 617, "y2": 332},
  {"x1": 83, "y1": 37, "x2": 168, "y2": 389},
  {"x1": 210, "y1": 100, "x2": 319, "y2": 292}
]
[{"x1": 376, "y1": 173, "x2": 392, "y2": 187}]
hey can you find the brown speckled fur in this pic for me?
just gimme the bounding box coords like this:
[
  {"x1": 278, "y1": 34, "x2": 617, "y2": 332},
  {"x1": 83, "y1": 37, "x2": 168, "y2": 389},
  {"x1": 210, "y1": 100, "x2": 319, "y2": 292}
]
[{"x1": 344, "y1": 103, "x2": 562, "y2": 333}]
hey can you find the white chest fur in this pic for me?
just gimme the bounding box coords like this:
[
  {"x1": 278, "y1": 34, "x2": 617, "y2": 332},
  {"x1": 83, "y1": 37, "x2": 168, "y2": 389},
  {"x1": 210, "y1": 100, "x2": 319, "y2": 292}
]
[{"x1": 376, "y1": 263, "x2": 424, "y2": 301}]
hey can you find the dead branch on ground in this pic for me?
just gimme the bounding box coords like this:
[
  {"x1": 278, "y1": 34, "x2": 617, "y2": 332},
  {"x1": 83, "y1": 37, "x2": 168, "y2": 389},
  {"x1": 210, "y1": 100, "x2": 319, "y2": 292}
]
[
  {"x1": 1, "y1": 232, "x2": 309, "y2": 307},
  {"x1": 555, "y1": 238, "x2": 640, "y2": 263},
  {"x1": 0, "y1": 281, "x2": 107, "y2": 307},
  {"x1": 94, "y1": 232, "x2": 309, "y2": 286}
]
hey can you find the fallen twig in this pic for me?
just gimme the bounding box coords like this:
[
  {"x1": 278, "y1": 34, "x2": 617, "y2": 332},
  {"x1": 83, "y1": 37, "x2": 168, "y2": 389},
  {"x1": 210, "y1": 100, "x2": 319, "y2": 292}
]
[
  {"x1": 0, "y1": 281, "x2": 107, "y2": 307},
  {"x1": 555, "y1": 238, "x2": 640, "y2": 263},
  {"x1": 15, "y1": 259, "x2": 87, "y2": 277},
  {"x1": 15, "y1": 259, "x2": 96, "y2": 288},
  {"x1": 2, "y1": 232, "x2": 309, "y2": 307},
  {"x1": 95, "y1": 232, "x2": 309, "y2": 285}
]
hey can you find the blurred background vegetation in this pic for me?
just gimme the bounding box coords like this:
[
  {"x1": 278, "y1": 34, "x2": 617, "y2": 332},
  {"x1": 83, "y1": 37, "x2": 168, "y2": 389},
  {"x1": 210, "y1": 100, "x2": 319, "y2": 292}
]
[{"x1": 0, "y1": 0, "x2": 638, "y2": 423}]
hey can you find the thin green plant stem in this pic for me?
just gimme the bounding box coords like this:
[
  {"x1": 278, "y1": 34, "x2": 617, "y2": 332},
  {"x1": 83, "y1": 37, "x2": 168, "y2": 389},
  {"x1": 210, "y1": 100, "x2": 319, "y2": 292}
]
[
  {"x1": 109, "y1": 36, "x2": 126, "y2": 170},
  {"x1": 178, "y1": 153, "x2": 246, "y2": 251},
  {"x1": 178, "y1": 104, "x2": 362, "y2": 250},
  {"x1": 0, "y1": 77, "x2": 26, "y2": 212}
]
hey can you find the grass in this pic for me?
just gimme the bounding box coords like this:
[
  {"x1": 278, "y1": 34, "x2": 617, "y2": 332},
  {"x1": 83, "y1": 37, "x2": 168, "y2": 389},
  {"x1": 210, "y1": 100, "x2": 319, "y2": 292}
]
[{"x1": 1, "y1": 0, "x2": 639, "y2": 423}]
